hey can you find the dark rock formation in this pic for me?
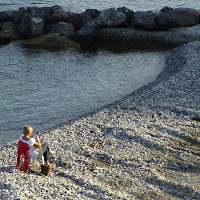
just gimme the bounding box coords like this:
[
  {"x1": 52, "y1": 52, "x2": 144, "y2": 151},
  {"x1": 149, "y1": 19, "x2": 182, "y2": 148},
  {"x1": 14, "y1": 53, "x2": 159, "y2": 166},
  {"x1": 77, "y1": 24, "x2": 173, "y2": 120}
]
[
  {"x1": 67, "y1": 13, "x2": 92, "y2": 31},
  {"x1": 19, "y1": 7, "x2": 27, "y2": 12},
  {"x1": 21, "y1": 33, "x2": 80, "y2": 51},
  {"x1": 0, "y1": 10, "x2": 16, "y2": 23},
  {"x1": 50, "y1": 5, "x2": 62, "y2": 13},
  {"x1": 84, "y1": 9, "x2": 100, "y2": 19},
  {"x1": 1, "y1": 5, "x2": 200, "y2": 51},
  {"x1": 117, "y1": 7, "x2": 133, "y2": 24},
  {"x1": 77, "y1": 21, "x2": 99, "y2": 49},
  {"x1": 19, "y1": 13, "x2": 44, "y2": 38},
  {"x1": 94, "y1": 25, "x2": 200, "y2": 51},
  {"x1": 129, "y1": 11, "x2": 157, "y2": 31},
  {"x1": 95, "y1": 8, "x2": 127, "y2": 28},
  {"x1": 47, "y1": 9, "x2": 69, "y2": 23},
  {"x1": 0, "y1": 9, "x2": 26, "y2": 24},
  {"x1": 13, "y1": 10, "x2": 26, "y2": 23},
  {"x1": 43, "y1": 22, "x2": 75, "y2": 40},
  {"x1": 155, "y1": 8, "x2": 199, "y2": 30},
  {"x1": 0, "y1": 22, "x2": 20, "y2": 42},
  {"x1": 160, "y1": 6, "x2": 173, "y2": 12}
]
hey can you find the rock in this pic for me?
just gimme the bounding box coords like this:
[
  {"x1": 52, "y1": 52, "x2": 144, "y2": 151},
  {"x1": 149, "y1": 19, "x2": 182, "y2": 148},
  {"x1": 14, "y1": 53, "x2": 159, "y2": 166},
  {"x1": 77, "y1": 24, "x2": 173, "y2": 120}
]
[
  {"x1": 43, "y1": 22, "x2": 76, "y2": 40},
  {"x1": 50, "y1": 5, "x2": 62, "y2": 13},
  {"x1": 0, "y1": 22, "x2": 19, "y2": 43},
  {"x1": 129, "y1": 11, "x2": 157, "y2": 31},
  {"x1": 27, "y1": 6, "x2": 52, "y2": 19},
  {"x1": 21, "y1": 33, "x2": 80, "y2": 51},
  {"x1": 67, "y1": 13, "x2": 92, "y2": 31},
  {"x1": 19, "y1": 7, "x2": 27, "y2": 12},
  {"x1": 95, "y1": 8, "x2": 127, "y2": 28},
  {"x1": 47, "y1": 9, "x2": 69, "y2": 23},
  {"x1": 13, "y1": 10, "x2": 26, "y2": 23},
  {"x1": 84, "y1": 9, "x2": 100, "y2": 19},
  {"x1": 117, "y1": 7, "x2": 133, "y2": 16},
  {"x1": 77, "y1": 21, "x2": 99, "y2": 49},
  {"x1": 77, "y1": 21, "x2": 99, "y2": 36},
  {"x1": 19, "y1": 13, "x2": 44, "y2": 38},
  {"x1": 0, "y1": 10, "x2": 16, "y2": 23},
  {"x1": 190, "y1": 116, "x2": 200, "y2": 122},
  {"x1": 160, "y1": 6, "x2": 173, "y2": 12},
  {"x1": 0, "y1": 22, "x2": 20, "y2": 41},
  {"x1": 94, "y1": 24, "x2": 200, "y2": 51},
  {"x1": 94, "y1": 153, "x2": 112, "y2": 167},
  {"x1": 117, "y1": 7, "x2": 133, "y2": 24},
  {"x1": 155, "y1": 8, "x2": 199, "y2": 30}
]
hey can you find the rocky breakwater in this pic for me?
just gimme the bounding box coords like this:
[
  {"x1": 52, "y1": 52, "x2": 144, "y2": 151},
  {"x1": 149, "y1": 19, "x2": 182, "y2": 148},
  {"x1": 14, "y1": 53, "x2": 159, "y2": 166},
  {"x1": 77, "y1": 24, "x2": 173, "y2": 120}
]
[{"x1": 1, "y1": 5, "x2": 200, "y2": 51}]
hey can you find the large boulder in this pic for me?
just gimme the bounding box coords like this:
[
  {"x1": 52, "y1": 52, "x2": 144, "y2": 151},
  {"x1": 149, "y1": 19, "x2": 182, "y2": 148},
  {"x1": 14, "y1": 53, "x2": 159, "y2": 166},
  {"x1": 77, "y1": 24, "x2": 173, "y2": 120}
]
[
  {"x1": 155, "y1": 8, "x2": 199, "y2": 30},
  {"x1": 0, "y1": 10, "x2": 16, "y2": 23},
  {"x1": 47, "y1": 9, "x2": 69, "y2": 23},
  {"x1": 13, "y1": 10, "x2": 26, "y2": 23},
  {"x1": 77, "y1": 21, "x2": 99, "y2": 49},
  {"x1": 95, "y1": 8, "x2": 127, "y2": 28},
  {"x1": 0, "y1": 9, "x2": 26, "y2": 23},
  {"x1": 129, "y1": 11, "x2": 157, "y2": 31},
  {"x1": 0, "y1": 22, "x2": 20, "y2": 43},
  {"x1": 19, "y1": 13, "x2": 44, "y2": 38},
  {"x1": 94, "y1": 24, "x2": 200, "y2": 51},
  {"x1": 27, "y1": 6, "x2": 52, "y2": 19},
  {"x1": 43, "y1": 22, "x2": 76, "y2": 40},
  {"x1": 67, "y1": 13, "x2": 92, "y2": 31},
  {"x1": 50, "y1": 5, "x2": 62, "y2": 13},
  {"x1": 117, "y1": 7, "x2": 133, "y2": 24},
  {"x1": 84, "y1": 9, "x2": 100, "y2": 19},
  {"x1": 21, "y1": 33, "x2": 80, "y2": 51}
]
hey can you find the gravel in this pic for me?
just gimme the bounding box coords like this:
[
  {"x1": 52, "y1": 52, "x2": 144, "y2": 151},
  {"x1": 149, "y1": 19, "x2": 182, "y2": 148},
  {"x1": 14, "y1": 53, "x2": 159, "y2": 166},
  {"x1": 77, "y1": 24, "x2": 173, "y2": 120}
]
[{"x1": 0, "y1": 41, "x2": 200, "y2": 200}]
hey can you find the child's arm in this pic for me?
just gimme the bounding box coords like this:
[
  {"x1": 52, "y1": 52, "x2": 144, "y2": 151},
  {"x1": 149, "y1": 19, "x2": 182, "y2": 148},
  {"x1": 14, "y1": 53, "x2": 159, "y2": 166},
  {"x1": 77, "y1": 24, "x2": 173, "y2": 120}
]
[{"x1": 33, "y1": 135, "x2": 41, "y2": 148}]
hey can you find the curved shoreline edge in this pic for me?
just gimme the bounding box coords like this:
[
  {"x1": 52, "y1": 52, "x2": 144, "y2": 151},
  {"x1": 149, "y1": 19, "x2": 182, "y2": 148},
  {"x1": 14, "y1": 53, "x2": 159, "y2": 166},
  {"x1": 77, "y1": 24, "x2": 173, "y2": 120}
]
[{"x1": 0, "y1": 39, "x2": 199, "y2": 199}]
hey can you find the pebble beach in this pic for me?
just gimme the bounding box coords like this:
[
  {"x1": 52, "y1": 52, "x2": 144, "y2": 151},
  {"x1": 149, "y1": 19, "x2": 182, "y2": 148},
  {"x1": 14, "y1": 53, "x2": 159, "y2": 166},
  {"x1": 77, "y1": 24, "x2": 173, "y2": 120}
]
[{"x1": 0, "y1": 41, "x2": 200, "y2": 199}]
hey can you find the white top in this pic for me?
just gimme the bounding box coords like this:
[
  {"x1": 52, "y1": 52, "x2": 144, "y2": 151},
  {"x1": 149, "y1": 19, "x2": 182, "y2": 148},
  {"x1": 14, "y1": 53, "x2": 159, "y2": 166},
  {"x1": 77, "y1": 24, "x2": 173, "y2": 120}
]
[{"x1": 19, "y1": 135, "x2": 40, "y2": 158}]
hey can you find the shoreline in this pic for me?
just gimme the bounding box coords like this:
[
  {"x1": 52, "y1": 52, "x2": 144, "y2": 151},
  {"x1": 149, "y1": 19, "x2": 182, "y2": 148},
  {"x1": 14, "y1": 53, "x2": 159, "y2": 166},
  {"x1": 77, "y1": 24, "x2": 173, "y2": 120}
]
[{"x1": 0, "y1": 41, "x2": 200, "y2": 199}]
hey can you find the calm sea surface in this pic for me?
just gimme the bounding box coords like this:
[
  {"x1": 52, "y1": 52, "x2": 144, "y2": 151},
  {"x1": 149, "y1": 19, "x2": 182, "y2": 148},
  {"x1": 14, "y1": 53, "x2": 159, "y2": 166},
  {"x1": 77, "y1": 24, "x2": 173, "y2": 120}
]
[
  {"x1": 0, "y1": 0, "x2": 198, "y2": 147},
  {"x1": 0, "y1": 0, "x2": 200, "y2": 12}
]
